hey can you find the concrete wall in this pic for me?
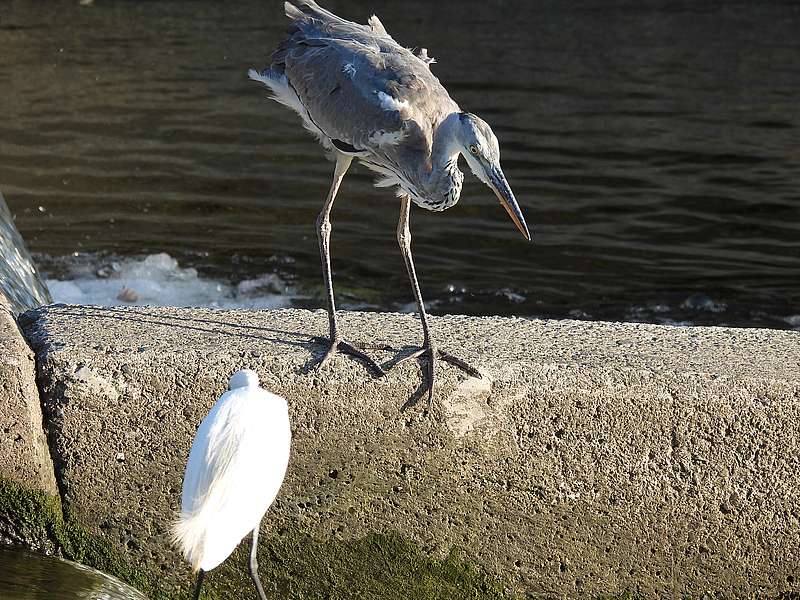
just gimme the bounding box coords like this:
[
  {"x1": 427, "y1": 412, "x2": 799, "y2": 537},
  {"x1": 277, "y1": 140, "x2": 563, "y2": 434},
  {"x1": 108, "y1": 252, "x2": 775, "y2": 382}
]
[
  {"x1": 0, "y1": 294, "x2": 57, "y2": 497},
  {"x1": 7, "y1": 303, "x2": 799, "y2": 599}
]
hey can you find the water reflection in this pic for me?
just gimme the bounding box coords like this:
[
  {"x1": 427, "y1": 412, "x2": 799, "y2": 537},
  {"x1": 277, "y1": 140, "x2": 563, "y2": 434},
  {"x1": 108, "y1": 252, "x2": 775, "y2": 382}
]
[{"x1": 0, "y1": 546, "x2": 146, "y2": 600}]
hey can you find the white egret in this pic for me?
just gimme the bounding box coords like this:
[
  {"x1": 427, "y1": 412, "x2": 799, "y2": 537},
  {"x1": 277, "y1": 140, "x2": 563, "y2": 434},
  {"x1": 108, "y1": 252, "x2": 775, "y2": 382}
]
[{"x1": 172, "y1": 369, "x2": 292, "y2": 600}]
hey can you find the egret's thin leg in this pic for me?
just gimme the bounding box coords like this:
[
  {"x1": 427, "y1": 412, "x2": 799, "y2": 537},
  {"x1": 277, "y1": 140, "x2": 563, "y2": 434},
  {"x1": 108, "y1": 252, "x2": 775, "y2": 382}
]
[
  {"x1": 313, "y1": 154, "x2": 385, "y2": 376},
  {"x1": 192, "y1": 569, "x2": 205, "y2": 600},
  {"x1": 249, "y1": 521, "x2": 268, "y2": 600},
  {"x1": 394, "y1": 196, "x2": 482, "y2": 406}
]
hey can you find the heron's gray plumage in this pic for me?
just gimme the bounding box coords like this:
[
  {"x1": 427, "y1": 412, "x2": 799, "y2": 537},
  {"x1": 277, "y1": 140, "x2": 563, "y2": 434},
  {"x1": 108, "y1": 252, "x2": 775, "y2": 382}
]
[
  {"x1": 248, "y1": 1, "x2": 531, "y2": 403},
  {"x1": 250, "y1": 0, "x2": 467, "y2": 210}
]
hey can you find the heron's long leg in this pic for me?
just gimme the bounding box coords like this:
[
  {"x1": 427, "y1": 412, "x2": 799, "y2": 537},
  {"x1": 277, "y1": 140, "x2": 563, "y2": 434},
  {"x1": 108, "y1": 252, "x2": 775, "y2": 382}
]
[
  {"x1": 313, "y1": 154, "x2": 385, "y2": 376},
  {"x1": 249, "y1": 521, "x2": 268, "y2": 600},
  {"x1": 192, "y1": 569, "x2": 205, "y2": 600},
  {"x1": 394, "y1": 196, "x2": 482, "y2": 406},
  {"x1": 317, "y1": 155, "x2": 351, "y2": 341},
  {"x1": 397, "y1": 196, "x2": 432, "y2": 346}
]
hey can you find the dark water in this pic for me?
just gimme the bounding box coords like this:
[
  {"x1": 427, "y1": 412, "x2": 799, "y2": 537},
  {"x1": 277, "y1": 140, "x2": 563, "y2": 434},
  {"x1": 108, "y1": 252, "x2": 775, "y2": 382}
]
[
  {"x1": 0, "y1": 546, "x2": 146, "y2": 599},
  {"x1": 1, "y1": 0, "x2": 799, "y2": 328}
]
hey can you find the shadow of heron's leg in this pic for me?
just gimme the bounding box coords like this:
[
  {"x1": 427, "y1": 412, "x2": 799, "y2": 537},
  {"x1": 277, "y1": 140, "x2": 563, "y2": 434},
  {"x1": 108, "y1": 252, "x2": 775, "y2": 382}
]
[
  {"x1": 312, "y1": 154, "x2": 385, "y2": 377},
  {"x1": 192, "y1": 570, "x2": 205, "y2": 600},
  {"x1": 249, "y1": 521, "x2": 268, "y2": 600},
  {"x1": 394, "y1": 196, "x2": 482, "y2": 406}
]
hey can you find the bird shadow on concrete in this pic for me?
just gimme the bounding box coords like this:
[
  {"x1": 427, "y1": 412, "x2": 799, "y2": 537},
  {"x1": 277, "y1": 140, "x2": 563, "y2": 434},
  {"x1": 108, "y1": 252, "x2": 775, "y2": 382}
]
[
  {"x1": 296, "y1": 342, "x2": 455, "y2": 412},
  {"x1": 40, "y1": 305, "x2": 315, "y2": 351},
  {"x1": 29, "y1": 305, "x2": 435, "y2": 408},
  {"x1": 400, "y1": 382, "x2": 431, "y2": 413},
  {"x1": 33, "y1": 305, "x2": 394, "y2": 380},
  {"x1": 365, "y1": 343, "x2": 435, "y2": 412}
]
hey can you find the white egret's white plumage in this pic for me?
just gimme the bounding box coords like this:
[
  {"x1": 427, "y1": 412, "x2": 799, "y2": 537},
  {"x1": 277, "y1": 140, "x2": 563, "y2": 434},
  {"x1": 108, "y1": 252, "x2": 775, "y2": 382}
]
[{"x1": 172, "y1": 369, "x2": 291, "y2": 598}]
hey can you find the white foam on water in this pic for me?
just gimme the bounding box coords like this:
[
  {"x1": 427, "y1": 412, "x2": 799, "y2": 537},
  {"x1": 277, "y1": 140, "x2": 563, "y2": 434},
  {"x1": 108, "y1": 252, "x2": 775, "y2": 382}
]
[{"x1": 45, "y1": 253, "x2": 295, "y2": 309}]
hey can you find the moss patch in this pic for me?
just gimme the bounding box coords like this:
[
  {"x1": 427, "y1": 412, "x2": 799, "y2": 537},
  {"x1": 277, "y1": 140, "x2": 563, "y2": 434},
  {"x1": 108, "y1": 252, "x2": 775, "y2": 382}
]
[
  {"x1": 0, "y1": 477, "x2": 646, "y2": 600},
  {"x1": 0, "y1": 476, "x2": 161, "y2": 598},
  {"x1": 203, "y1": 530, "x2": 518, "y2": 600},
  {"x1": 0, "y1": 476, "x2": 518, "y2": 600}
]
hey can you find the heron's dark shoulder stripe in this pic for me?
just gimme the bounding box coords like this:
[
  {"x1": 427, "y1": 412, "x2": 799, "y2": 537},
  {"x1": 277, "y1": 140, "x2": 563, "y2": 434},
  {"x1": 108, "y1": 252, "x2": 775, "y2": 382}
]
[{"x1": 330, "y1": 138, "x2": 361, "y2": 154}]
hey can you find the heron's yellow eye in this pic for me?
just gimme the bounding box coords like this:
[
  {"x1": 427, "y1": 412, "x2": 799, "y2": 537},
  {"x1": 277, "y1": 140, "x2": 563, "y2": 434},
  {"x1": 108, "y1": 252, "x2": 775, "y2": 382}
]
[{"x1": 469, "y1": 145, "x2": 479, "y2": 155}]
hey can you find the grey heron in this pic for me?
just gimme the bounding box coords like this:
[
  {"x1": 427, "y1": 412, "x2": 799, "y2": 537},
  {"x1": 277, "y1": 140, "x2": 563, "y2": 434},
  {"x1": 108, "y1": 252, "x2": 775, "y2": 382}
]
[{"x1": 249, "y1": 1, "x2": 531, "y2": 403}]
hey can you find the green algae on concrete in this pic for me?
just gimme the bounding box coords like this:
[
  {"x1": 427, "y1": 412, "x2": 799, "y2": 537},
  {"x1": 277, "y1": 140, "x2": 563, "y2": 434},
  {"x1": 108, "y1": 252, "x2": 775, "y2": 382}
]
[
  {"x1": 0, "y1": 476, "x2": 159, "y2": 598},
  {"x1": 0, "y1": 476, "x2": 518, "y2": 600},
  {"x1": 201, "y1": 530, "x2": 518, "y2": 600},
  {"x1": 0, "y1": 475, "x2": 61, "y2": 553}
]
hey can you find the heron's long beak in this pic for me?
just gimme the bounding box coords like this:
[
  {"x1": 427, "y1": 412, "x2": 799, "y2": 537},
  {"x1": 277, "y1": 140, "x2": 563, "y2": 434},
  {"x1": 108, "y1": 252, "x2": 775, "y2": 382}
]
[{"x1": 488, "y1": 165, "x2": 531, "y2": 241}]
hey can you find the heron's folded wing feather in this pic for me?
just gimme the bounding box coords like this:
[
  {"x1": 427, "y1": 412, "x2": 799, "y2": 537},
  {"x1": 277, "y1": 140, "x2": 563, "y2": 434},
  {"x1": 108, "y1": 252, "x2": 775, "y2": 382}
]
[
  {"x1": 284, "y1": 39, "x2": 451, "y2": 157},
  {"x1": 288, "y1": 53, "x2": 394, "y2": 151}
]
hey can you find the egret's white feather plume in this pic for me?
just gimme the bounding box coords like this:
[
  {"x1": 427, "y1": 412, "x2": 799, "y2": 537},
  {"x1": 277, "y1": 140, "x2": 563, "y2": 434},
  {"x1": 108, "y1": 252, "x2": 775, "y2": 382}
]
[{"x1": 172, "y1": 370, "x2": 291, "y2": 573}]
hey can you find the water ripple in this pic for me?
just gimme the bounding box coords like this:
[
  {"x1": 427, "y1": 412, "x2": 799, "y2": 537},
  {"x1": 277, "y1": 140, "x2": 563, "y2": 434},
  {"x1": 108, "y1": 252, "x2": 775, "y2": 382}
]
[{"x1": 0, "y1": 0, "x2": 798, "y2": 327}]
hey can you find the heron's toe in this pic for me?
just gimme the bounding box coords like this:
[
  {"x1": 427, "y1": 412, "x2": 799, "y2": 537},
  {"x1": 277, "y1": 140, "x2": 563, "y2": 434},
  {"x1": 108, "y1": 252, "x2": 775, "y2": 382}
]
[{"x1": 310, "y1": 336, "x2": 386, "y2": 377}]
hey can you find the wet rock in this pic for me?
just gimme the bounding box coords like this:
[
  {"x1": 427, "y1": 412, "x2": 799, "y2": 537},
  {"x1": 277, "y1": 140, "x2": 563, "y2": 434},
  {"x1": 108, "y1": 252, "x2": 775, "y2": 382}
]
[{"x1": 0, "y1": 291, "x2": 57, "y2": 497}]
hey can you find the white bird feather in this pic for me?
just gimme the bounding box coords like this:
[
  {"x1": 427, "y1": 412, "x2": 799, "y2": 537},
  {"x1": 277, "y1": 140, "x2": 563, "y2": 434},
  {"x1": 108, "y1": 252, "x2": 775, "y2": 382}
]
[{"x1": 172, "y1": 370, "x2": 291, "y2": 573}]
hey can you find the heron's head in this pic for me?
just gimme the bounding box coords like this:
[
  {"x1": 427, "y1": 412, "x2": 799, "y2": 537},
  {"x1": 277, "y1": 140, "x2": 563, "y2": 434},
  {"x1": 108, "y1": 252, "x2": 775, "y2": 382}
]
[
  {"x1": 457, "y1": 113, "x2": 531, "y2": 241},
  {"x1": 229, "y1": 369, "x2": 260, "y2": 390}
]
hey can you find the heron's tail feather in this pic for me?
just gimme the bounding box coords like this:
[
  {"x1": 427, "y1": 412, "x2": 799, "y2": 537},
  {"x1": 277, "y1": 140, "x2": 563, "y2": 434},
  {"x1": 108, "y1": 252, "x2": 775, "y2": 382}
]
[
  {"x1": 247, "y1": 68, "x2": 327, "y2": 143},
  {"x1": 368, "y1": 15, "x2": 388, "y2": 36},
  {"x1": 171, "y1": 512, "x2": 206, "y2": 573},
  {"x1": 248, "y1": 69, "x2": 306, "y2": 117}
]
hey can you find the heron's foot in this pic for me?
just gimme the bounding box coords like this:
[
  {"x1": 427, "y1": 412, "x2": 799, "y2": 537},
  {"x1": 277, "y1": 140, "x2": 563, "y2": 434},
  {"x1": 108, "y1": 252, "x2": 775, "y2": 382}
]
[
  {"x1": 392, "y1": 344, "x2": 482, "y2": 408},
  {"x1": 312, "y1": 336, "x2": 387, "y2": 377}
]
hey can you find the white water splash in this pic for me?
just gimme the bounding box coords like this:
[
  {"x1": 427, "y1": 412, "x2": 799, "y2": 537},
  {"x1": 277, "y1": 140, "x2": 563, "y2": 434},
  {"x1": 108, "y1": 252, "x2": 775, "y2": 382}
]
[
  {"x1": 45, "y1": 253, "x2": 295, "y2": 309},
  {"x1": 0, "y1": 191, "x2": 52, "y2": 312}
]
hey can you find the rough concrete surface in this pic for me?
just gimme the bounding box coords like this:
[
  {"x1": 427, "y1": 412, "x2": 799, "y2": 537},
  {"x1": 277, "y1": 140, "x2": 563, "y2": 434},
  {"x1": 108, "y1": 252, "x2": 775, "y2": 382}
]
[
  {"x1": 18, "y1": 304, "x2": 800, "y2": 598},
  {"x1": 0, "y1": 292, "x2": 57, "y2": 498}
]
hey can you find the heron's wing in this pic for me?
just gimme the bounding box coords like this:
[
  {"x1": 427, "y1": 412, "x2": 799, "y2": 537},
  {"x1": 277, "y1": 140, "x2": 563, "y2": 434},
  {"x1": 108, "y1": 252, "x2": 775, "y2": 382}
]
[
  {"x1": 282, "y1": 1, "x2": 435, "y2": 72},
  {"x1": 282, "y1": 1, "x2": 400, "y2": 51},
  {"x1": 273, "y1": 1, "x2": 456, "y2": 155},
  {"x1": 284, "y1": 42, "x2": 411, "y2": 152}
]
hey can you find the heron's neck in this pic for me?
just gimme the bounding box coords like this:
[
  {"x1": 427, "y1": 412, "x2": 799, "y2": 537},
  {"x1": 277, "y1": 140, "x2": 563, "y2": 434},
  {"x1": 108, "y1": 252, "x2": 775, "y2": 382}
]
[
  {"x1": 424, "y1": 113, "x2": 463, "y2": 209},
  {"x1": 430, "y1": 112, "x2": 462, "y2": 172}
]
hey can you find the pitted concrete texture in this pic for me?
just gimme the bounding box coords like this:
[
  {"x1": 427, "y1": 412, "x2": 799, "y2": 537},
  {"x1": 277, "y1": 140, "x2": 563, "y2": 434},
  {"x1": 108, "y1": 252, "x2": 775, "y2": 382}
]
[
  {"x1": 0, "y1": 293, "x2": 57, "y2": 496},
  {"x1": 19, "y1": 304, "x2": 800, "y2": 598}
]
